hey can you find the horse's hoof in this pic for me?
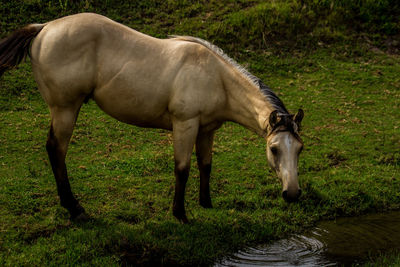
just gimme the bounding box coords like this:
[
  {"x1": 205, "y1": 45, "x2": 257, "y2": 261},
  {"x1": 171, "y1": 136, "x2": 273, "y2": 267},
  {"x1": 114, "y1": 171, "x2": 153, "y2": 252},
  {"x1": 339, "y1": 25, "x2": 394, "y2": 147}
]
[
  {"x1": 173, "y1": 210, "x2": 189, "y2": 224},
  {"x1": 71, "y1": 212, "x2": 90, "y2": 222},
  {"x1": 69, "y1": 204, "x2": 88, "y2": 221},
  {"x1": 200, "y1": 199, "x2": 213, "y2": 209},
  {"x1": 180, "y1": 216, "x2": 189, "y2": 224}
]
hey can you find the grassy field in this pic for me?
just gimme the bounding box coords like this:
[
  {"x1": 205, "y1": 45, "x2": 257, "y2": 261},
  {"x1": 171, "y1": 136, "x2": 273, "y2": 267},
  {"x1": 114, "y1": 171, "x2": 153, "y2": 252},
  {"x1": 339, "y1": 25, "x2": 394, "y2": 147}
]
[{"x1": 1, "y1": 1, "x2": 399, "y2": 266}]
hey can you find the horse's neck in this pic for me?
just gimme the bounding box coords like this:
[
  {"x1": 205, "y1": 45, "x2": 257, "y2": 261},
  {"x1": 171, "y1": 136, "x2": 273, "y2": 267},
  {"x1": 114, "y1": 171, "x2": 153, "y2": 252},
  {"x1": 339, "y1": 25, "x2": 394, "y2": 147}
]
[{"x1": 222, "y1": 71, "x2": 272, "y2": 137}]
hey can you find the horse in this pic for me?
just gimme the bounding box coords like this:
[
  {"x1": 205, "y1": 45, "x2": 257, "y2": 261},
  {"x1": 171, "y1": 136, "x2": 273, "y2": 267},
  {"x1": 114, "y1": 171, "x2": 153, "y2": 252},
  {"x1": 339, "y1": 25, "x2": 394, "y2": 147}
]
[{"x1": 0, "y1": 13, "x2": 304, "y2": 223}]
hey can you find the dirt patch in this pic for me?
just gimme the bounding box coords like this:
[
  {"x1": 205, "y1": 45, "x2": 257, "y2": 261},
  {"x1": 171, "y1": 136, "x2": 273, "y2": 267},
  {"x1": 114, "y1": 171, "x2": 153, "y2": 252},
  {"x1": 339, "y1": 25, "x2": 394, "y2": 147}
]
[{"x1": 326, "y1": 151, "x2": 347, "y2": 167}]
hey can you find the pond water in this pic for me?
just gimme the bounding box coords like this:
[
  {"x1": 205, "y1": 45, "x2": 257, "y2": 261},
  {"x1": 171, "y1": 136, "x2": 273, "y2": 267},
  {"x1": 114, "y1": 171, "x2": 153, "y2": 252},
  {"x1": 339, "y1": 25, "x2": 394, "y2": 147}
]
[{"x1": 216, "y1": 211, "x2": 400, "y2": 266}]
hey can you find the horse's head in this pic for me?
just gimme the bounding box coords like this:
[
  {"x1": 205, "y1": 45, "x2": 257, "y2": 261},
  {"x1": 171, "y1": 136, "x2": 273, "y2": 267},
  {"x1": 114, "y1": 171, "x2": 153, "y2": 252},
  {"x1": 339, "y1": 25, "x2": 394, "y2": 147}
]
[{"x1": 266, "y1": 109, "x2": 304, "y2": 202}]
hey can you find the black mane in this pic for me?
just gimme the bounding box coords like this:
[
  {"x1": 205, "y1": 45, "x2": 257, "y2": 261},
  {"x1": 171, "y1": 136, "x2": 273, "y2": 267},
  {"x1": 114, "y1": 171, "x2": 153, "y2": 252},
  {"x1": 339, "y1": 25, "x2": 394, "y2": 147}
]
[{"x1": 257, "y1": 80, "x2": 289, "y2": 115}]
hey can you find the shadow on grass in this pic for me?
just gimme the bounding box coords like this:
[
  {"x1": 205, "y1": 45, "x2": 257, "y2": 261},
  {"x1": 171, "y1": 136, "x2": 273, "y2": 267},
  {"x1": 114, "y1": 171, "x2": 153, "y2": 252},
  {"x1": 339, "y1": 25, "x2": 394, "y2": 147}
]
[{"x1": 50, "y1": 214, "x2": 270, "y2": 266}]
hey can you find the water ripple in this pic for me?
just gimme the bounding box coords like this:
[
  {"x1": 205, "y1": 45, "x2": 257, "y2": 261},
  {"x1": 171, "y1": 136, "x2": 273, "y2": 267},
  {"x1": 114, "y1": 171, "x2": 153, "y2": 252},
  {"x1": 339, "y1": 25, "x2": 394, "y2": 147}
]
[{"x1": 216, "y1": 211, "x2": 400, "y2": 266}]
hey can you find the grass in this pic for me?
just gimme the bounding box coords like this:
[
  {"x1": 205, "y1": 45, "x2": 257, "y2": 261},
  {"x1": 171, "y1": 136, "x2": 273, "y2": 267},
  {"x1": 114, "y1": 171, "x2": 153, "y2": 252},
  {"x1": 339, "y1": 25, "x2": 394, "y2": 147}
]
[
  {"x1": 1, "y1": 1, "x2": 400, "y2": 266},
  {"x1": 363, "y1": 251, "x2": 400, "y2": 266}
]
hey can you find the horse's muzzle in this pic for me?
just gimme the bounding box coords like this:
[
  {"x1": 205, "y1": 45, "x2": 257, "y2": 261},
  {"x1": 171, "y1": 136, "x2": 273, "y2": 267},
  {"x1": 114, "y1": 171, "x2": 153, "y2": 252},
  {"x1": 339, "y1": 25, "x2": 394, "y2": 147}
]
[{"x1": 282, "y1": 189, "x2": 302, "y2": 202}]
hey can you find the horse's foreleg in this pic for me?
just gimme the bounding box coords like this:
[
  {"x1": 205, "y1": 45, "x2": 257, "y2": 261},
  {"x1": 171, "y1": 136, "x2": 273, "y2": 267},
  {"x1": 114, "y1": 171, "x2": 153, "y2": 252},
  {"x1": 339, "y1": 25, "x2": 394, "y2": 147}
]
[
  {"x1": 172, "y1": 118, "x2": 199, "y2": 223},
  {"x1": 196, "y1": 130, "x2": 214, "y2": 208},
  {"x1": 46, "y1": 105, "x2": 85, "y2": 220}
]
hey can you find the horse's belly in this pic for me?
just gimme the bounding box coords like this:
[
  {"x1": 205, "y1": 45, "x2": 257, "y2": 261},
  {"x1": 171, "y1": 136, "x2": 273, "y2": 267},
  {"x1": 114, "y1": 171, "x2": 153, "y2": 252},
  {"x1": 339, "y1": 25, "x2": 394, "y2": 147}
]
[
  {"x1": 93, "y1": 60, "x2": 174, "y2": 129},
  {"x1": 93, "y1": 86, "x2": 172, "y2": 130}
]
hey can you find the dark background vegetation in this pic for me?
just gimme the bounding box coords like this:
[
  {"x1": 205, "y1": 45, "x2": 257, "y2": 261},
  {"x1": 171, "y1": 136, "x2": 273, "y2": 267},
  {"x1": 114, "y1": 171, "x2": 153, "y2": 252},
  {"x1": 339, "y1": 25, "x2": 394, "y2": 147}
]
[{"x1": 1, "y1": 0, "x2": 399, "y2": 53}]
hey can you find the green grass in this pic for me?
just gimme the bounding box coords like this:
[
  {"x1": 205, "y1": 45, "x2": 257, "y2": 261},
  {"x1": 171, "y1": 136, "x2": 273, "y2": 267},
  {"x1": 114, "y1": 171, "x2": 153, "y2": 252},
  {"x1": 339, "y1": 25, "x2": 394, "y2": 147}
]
[
  {"x1": 1, "y1": 1, "x2": 400, "y2": 266},
  {"x1": 363, "y1": 251, "x2": 400, "y2": 266},
  {"x1": 1, "y1": 50, "x2": 399, "y2": 266}
]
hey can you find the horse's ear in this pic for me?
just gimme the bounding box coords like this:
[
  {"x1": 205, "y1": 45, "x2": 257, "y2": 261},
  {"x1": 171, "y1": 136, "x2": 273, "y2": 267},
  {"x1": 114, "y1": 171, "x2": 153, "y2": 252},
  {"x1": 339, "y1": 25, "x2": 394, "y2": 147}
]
[
  {"x1": 269, "y1": 110, "x2": 279, "y2": 128},
  {"x1": 294, "y1": 109, "x2": 304, "y2": 126}
]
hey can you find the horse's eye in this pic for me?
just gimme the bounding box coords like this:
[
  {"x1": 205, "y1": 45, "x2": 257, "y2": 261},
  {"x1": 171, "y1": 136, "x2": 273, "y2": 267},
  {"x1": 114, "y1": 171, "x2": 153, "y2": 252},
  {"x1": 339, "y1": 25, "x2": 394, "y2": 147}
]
[{"x1": 270, "y1": 146, "x2": 278, "y2": 155}]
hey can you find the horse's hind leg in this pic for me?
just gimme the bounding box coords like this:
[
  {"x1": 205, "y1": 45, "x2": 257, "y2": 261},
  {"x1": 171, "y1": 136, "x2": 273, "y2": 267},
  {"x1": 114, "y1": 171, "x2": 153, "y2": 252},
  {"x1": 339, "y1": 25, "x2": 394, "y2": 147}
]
[
  {"x1": 196, "y1": 130, "x2": 215, "y2": 208},
  {"x1": 46, "y1": 104, "x2": 85, "y2": 220}
]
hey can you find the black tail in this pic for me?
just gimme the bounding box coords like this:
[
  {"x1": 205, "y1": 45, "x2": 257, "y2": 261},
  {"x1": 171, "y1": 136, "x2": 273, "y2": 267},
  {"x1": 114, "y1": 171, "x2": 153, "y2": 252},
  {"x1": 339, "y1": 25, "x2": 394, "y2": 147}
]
[{"x1": 0, "y1": 24, "x2": 45, "y2": 77}]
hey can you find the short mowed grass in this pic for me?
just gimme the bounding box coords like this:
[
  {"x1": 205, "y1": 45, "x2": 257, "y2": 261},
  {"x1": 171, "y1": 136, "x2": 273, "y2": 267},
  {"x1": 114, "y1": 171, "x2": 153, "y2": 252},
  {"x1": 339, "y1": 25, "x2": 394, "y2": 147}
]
[{"x1": 1, "y1": 1, "x2": 400, "y2": 266}]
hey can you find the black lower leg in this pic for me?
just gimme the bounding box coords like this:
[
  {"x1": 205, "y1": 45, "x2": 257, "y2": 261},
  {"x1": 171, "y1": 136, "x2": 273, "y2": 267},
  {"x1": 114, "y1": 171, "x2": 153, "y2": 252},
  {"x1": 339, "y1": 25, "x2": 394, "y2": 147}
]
[
  {"x1": 199, "y1": 163, "x2": 212, "y2": 208},
  {"x1": 173, "y1": 166, "x2": 189, "y2": 223},
  {"x1": 46, "y1": 126, "x2": 85, "y2": 219},
  {"x1": 56, "y1": 182, "x2": 85, "y2": 219}
]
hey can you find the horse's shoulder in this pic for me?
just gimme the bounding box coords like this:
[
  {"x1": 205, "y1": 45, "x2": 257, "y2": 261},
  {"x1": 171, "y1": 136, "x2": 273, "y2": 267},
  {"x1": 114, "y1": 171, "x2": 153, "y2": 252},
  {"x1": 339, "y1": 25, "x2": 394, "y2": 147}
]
[{"x1": 169, "y1": 41, "x2": 218, "y2": 69}]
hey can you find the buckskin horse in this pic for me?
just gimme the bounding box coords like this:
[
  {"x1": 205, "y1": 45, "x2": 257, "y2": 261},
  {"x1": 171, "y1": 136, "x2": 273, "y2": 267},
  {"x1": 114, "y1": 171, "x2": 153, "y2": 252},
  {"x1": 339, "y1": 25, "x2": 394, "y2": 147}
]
[{"x1": 0, "y1": 13, "x2": 304, "y2": 223}]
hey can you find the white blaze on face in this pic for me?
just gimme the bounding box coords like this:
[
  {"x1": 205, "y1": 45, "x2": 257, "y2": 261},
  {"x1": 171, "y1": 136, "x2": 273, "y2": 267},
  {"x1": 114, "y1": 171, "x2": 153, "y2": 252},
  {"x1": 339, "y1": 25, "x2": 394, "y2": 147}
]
[{"x1": 266, "y1": 132, "x2": 303, "y2": 201}]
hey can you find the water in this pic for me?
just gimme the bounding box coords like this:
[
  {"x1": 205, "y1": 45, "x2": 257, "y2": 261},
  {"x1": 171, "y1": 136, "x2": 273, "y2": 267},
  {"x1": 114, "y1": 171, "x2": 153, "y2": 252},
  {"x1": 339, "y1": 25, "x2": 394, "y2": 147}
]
[{"x1": 216, "y1": 211, "x2": 400, "y2": 266}]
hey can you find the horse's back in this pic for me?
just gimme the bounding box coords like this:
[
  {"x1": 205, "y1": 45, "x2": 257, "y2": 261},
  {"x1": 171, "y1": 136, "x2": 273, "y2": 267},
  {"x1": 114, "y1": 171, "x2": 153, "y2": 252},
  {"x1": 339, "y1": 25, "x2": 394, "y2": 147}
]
[{"x1": 31, "y1": 13, "x2": 169, "y2": 102}]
